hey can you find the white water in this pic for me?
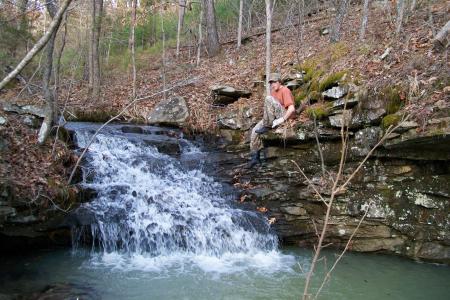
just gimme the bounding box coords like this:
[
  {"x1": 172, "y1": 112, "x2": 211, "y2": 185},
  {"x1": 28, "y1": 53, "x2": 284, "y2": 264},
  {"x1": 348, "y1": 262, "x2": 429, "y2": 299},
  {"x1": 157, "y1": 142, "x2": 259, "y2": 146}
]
[{"x1": 71, "y1": 125, "x2": 295, "y2": 274}]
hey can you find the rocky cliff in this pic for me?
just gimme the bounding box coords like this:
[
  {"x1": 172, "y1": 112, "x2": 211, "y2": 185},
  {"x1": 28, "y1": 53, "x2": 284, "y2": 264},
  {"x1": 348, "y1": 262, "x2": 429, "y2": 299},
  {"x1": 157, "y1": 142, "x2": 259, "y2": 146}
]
[{"x1": 218, "y1": 89, "x2": 450, "y2": 264}]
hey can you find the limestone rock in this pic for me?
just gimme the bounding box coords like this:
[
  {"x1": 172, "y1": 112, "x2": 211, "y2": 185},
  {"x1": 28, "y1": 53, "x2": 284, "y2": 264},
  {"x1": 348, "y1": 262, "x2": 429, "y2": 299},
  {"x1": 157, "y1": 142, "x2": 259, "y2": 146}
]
[
  {"x1": 217, "y1": 106, "x2": 254, "y2": 130},
  {"x1": 417, "y1": 242, "x2": 450, "y2": 263},
  {"x1": 322, "y1": 86, "x2": 348, "y2": 99},
  {"x1": 331, "y1": 97, "x2": 359, "y2": 110},
  {"x1": 351, "y1": 96, "x2": 386, "y2": 128},
  {"x1": 329, "y1": 110, "x2": 352, "y2": 128},
  {"x1": 147, "y1": 96, "x2": 189, "y2": 127},
  {"x1": 2, "y1": 102, "x2": 45, "y2": 118},
  {"x1": 350, "y1": 127, "x2": 382, "y2": 157},
  {"x1": 211, "y1": 85, "x2": 251, "y2": 105}
]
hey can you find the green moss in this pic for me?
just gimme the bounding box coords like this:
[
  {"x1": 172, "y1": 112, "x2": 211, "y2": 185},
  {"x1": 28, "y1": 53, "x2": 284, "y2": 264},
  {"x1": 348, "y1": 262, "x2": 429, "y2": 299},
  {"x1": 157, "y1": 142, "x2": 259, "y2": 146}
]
[
  {"x1": 309, "y1": 91, "x2": 323, "y2": 102},
  {"x1": 306, "y1": 104, "x2": 330, "y2": 120},
  {"x1": 382, "y1": 86, "x2": 403, "y2": 114},
  {"x1": 330, "y1": 42, "x2": 350, "y2": 61},
  {"x1": 382, "y1": 114, "x2": 400, "y2": 129},
  {"x1": 294, "y1": 90, "x2": 308, "y2": 106},
  {"x1": 319, "y1": 71, "x2": 346, "y2": 92}
]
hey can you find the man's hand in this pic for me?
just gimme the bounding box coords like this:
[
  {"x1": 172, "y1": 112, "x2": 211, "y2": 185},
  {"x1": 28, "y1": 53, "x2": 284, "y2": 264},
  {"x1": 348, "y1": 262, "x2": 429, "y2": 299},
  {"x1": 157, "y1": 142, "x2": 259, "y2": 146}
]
[{"x1": 272, "y1": 117, "x2": 284, "y2": 128}]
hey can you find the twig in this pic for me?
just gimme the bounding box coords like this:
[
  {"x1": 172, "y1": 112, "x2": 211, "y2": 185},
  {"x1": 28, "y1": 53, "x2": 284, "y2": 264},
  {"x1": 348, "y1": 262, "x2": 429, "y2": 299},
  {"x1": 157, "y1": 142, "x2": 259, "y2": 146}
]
[{"x1": 291, "y1": 160, "x2": 329, "y2": 207}]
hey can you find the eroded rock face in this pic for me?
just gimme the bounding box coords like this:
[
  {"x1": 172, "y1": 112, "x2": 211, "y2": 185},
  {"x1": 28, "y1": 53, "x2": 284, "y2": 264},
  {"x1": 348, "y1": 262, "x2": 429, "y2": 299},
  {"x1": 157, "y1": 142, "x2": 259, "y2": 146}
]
[
  {"x1": 222, "y1": 115, "x2": 450, "y2": 264},
  {"x1": 147, "y1": 96, "x2": 189, "y2": 127},
  {"x1": 217, "y1": 106, "x2": 255, "y2": 130}
]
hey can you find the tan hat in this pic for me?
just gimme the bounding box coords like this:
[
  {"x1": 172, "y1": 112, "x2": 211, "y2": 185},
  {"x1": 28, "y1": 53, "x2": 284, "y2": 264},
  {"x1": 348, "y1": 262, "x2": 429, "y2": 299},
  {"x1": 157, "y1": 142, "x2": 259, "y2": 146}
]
[{"x1": 268, "y1": 73, "x2": 281, "y2": 83}]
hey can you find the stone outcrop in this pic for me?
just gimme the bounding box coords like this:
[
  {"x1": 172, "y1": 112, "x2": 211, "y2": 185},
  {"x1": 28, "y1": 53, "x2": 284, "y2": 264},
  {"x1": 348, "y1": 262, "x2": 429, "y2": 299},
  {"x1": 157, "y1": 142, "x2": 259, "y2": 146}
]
[
  {"x1": 220, "y1": 114, "x2": 450, "y2": 264},
  {"x1": 210, "y1": 85, "x2": 251, "y2": 106},
  {"x1": 147, "y1": 96, "x2": 189, "y2": 127}
]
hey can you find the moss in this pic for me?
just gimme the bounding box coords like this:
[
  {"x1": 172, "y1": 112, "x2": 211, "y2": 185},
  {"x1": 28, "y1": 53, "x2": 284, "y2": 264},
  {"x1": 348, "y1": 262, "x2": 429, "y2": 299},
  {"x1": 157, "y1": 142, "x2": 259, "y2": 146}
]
[
  {"x1": 309, "y1": 91, "x2": 323, "y2": 102},
  {"x1": 319, "y1": 71, "x2": 346, "y2": 92},
  {"x1": 294, "y1": 90, "x2": 308, "y2": 106},
  {"x1": 330, "y1": 42, "x2": 350, "y2": 61},
  {"x1": 382, "y1": 86, "x2": 403, "y2": 114},
  {"x1": 382, "y1": 114, "x2": 400, "y2": 129},
  {"x1": 306, "y1": 104, "x2": 330, "y2": 120}
]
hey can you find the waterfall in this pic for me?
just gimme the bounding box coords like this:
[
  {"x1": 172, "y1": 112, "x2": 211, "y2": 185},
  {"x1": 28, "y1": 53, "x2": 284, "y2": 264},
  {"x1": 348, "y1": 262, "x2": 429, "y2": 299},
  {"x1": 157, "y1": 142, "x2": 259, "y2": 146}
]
[{"x1": 67, "y1": 123, "x2": 286, "y2": 273}]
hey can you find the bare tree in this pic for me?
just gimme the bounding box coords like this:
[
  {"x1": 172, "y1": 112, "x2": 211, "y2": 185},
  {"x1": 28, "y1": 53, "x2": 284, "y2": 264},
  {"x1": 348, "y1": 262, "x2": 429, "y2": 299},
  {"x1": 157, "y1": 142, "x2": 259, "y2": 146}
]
[
  {"x1": 176, "y1": 0, "x2": 187, "y2": 57},
  {"x1": 395, "y1": 0, "x2": 405, "y2": 35},
  {"x1": 130, "y1": 0, "x2": 137, "y2": 100},
  {"x1": 264, "y1": 0, "x2": 273, "y2": 96},
  {"x1": 89, "y1": 0, "x2": 103, "y2": 102},
  {"x1": 330, "y1": 0, "x2": 350, "y2": 43},
  {"x1": 300, "y1": 113, "x2": 411, "y2": 299},
  {"x1": 202, "y1": 0, "x2": 220, "y2": 57},
  {"x1": 359, "y1": 0, "x2": 370, "y2": 40},
  {"x1": 237, "y1": 0, "x2": 244, "y2": 49},
  {"x1": 38, "y1": 0, "x2": 59, "y2": 145},
  {"x1": 196, "y1": 2, "x2": 203, "y2": 66},
  {"x1": 0, "y1": 0, "x2": 73, "y2": 91}
]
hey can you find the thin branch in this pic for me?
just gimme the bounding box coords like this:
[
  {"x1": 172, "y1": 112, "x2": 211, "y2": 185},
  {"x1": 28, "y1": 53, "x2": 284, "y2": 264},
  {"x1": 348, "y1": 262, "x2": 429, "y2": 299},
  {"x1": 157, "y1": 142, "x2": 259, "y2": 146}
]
[{"x1": 291, "y1": 160, "x2": 329, "y2": 207}]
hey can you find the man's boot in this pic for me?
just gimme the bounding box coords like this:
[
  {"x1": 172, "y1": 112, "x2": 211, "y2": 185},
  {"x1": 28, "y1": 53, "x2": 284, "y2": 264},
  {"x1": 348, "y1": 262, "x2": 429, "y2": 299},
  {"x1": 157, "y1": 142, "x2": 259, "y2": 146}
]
[{"x1": 247, "y1": 150, "x2": 261, "y2": 168}]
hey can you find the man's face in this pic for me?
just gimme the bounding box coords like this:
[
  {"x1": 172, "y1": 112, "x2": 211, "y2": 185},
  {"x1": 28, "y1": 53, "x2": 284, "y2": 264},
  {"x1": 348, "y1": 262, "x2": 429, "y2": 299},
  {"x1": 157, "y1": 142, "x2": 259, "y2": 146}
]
[{"x1": 270, "y1": 81, "x2": 281, "y2": 92}]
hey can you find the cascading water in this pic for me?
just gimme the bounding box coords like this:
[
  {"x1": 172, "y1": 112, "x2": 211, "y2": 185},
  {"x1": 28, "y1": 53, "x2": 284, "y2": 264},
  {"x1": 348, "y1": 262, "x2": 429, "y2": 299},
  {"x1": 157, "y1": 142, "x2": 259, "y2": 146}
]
[{"x1": 68, "y1": 122, "x2": 289, "y2": 273}]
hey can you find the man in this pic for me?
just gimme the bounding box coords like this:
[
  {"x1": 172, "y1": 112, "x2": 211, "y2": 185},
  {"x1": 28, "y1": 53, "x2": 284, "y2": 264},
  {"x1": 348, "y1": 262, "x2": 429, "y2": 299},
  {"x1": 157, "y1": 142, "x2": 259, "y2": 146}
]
[{"x1": 249, "y1": 73, "x2": 295, "y2": 167}]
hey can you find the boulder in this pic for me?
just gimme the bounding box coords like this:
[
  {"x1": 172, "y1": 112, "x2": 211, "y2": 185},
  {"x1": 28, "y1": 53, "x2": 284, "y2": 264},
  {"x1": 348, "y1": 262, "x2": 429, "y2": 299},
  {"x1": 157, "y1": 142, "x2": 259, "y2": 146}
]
[
  {"x1": 329, "y1": 110, "x2": 352, "y2": 128},
  {"x1": 2, "y1": 102, "x2": 45, "y2": 118},
  {"x1": 211, "y1": 85, "x2": 251, "y2": 106},
  {"x1": 217, "y1": 106, "x2": 254, "y2": 130},
  {"x1": 282, "y1": 71, "x2": 304, "y2": 89},
  {"x1": 322, "y1": 85, "x2": 348, "y2": 99},
  {"x1": 351, "y1": 96, "x2": 386, "y2": 128},
  {"x1": 147, "y1": 96, "x2": 189, "y2": 127},
  {"x1": 330, "y1": 97, "x2": 359, "y2": 110}
]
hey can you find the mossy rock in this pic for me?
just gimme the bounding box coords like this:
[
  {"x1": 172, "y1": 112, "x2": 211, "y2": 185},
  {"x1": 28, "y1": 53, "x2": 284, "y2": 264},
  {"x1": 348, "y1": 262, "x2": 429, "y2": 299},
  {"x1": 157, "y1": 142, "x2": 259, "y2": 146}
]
[
  {"x1": 306, "y1": 103, "x2": 331, "y2": 120},
  {"x1": 382, "y1": 86, "x2": 403, "y2": 114},
  {"x1": 319, "y1": 71, "x2": 346, "y2": 92},
  {"x1": 382, "y1": 114, "x2": 401, "y2": 129}
]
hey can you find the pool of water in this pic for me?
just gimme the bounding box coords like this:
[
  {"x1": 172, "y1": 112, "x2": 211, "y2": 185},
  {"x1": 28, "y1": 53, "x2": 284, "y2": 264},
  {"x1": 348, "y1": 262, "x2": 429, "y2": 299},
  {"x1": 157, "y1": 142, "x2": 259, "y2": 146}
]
[{"x1": 1, "y1": 247, "x2": 449, "y2": 300}]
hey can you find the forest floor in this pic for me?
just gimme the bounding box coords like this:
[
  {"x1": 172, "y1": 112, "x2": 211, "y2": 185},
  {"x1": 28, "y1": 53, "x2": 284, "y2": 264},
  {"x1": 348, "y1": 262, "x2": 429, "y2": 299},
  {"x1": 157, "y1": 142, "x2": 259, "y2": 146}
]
[{"x1": 0, "y1": 1, "x2": 448, "y2": 202}]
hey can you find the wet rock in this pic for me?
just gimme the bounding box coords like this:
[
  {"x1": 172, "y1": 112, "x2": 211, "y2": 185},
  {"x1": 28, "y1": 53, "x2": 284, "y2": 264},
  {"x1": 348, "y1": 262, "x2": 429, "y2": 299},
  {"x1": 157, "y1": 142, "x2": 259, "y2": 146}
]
[
  {"x1": 417, "y1": 242, "x2": 450, "y2": 263},
  {"x1": 280, "y1": 205, "x2": 307, "y2": 216},
  {"x1": 0, "y1": 206, "x2": 16, "y2": 221},
  {"x1": 27, "y1": 283, "x2": 100, "y2": 300},
  {"x1": 211, "y1": 85, "x2": 251, "y2": 105},
  {"x1": 322, "y1": 86, "x2": 348, "y2": 99},
  {"x1": 147, "y1": 96, "x2": 189, "y2": 127},
  {"x1": 2, "y1": 102, "x2": 45, "y2": 118},
  {"x1": 217, "y1": 106, "x2": 254, "y2": 130},
  {"x1": 121, "y1": 126, "x2": 144, "y2": 134}
]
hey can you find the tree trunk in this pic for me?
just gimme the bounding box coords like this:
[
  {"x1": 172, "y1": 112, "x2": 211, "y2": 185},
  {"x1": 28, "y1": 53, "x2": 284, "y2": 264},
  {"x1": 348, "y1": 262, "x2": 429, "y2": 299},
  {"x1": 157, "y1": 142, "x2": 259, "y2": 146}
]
[
  {"x1": 131, "y1": 0, "x2": 137, "y2": 100},
  {"x1": 0, "y1": 0, "x2": 72, "y2": 91},
  {"x1": 160, "y1": 1, "x2": 166, "y2": 100},
  {"x1": 359, "y1": 0, "x2": 370, "y2": 40},
  {"x1": 89, "y1": 0, "x2": 103, "y2": 102},
  {"x1": 237, "y1": 0, "x2": 244, "y2": 48},
  {"x1": 176, "y1": 0, "x2": 186, "y2": 57},
  {"x1": 395, "y1": 0, "x2": 405, "y2": 35},
  {"x1": 433, "y1": 20, "x2": 450, "y2": 51},
  {"x1": 330, "y1": 0, "x2": 350, "y2": 43},
  {"x1": 202, "y1": 0, "x2": 220, "y2": 57},
  {"x1": 38, "y1": 1, "x2": 58, "y2": 145},
  {"x1": 196, "y1": 3, "x2": 203, "y2": 66},
  {"x1": 265, "y1": 0, "x2": 272, "y2": 96}
]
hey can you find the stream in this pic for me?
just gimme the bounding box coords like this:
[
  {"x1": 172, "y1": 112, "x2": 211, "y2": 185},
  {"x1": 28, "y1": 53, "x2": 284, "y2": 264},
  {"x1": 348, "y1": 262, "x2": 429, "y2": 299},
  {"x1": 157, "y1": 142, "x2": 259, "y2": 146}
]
[{"x1": 1, "y1": 122, "x2": 449, "y2": 299}]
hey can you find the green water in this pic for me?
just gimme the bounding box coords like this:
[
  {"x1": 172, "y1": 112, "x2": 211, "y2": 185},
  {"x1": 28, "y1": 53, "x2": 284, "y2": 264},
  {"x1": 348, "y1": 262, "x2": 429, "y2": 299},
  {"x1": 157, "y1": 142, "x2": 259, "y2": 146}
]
[{"x1": 1, "y1": 248, "x2": 449, "y2": 300}]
